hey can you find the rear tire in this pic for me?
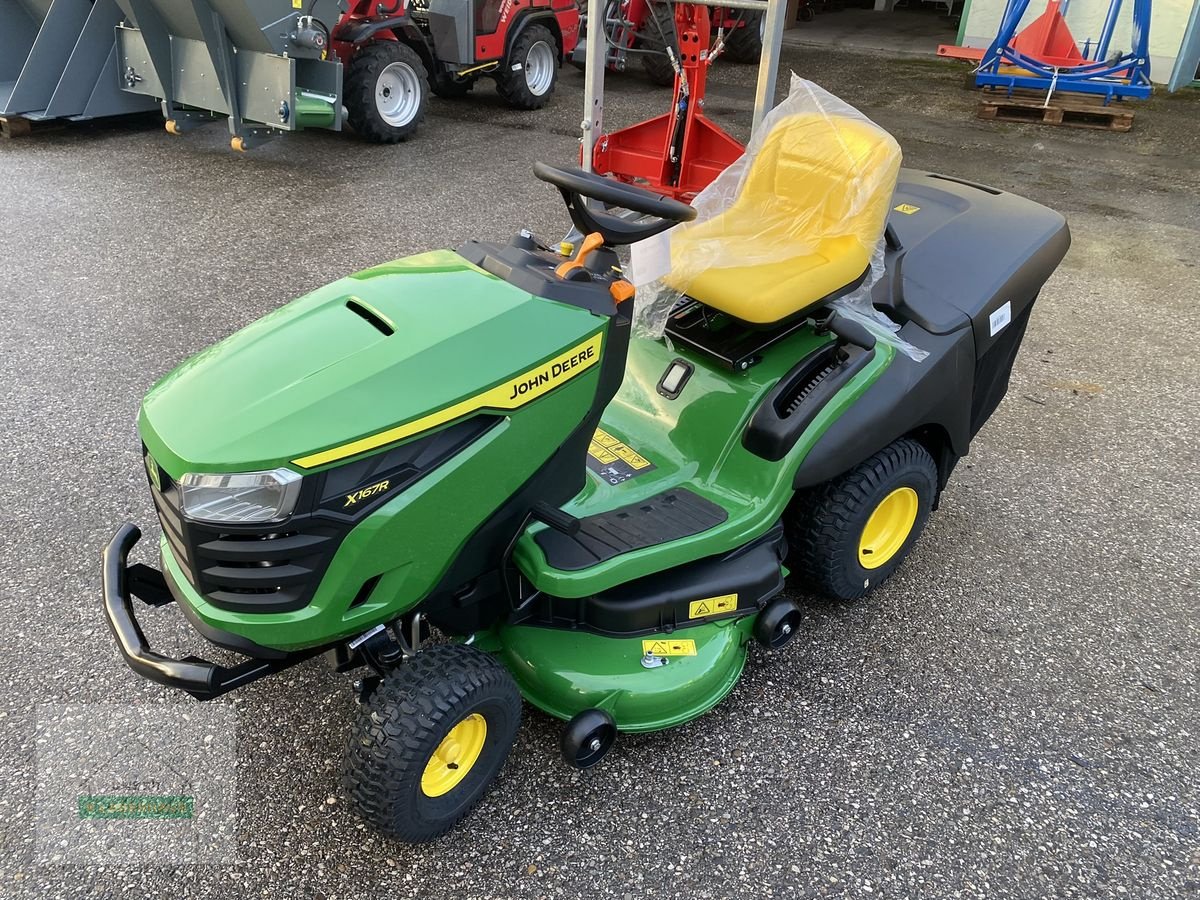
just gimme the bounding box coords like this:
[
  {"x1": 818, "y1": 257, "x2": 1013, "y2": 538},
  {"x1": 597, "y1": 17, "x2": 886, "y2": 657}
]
[
  {"x1": 497, "y1": 24, "x2": 560, "y2": 110},
  {"x1": 345, "y1": 41, "x2": 429, "y2": 143},
  {"x1": 786, "y1": 438, "x2": 938, "y2": 602},
  {"x1": 638, "y1": 1, "x2": 679, "y2": 86},
  {"x1": 343, "y1": 643, "x2": 521, "y2": 843},
  {"x1": 722, "y1": 11, "x2": 763, "y2": 63}
]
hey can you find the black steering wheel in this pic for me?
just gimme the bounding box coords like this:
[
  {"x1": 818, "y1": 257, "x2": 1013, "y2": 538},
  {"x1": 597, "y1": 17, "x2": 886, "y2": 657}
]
[{"x1": 533, "y1": 162, "x2": 696, "y2": 246}]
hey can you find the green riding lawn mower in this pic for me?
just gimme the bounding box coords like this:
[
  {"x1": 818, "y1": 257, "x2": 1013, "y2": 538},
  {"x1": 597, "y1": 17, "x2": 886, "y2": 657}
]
[
  {"x1": 101, "y1": 3, "x2": 1069, "y2": 845},
  {"x1": 104, "y1": 159, "x2": 1069, "y2": 841}
]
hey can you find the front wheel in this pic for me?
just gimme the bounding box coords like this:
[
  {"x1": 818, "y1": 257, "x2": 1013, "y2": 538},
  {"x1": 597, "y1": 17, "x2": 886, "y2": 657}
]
[
  {"x1": 497, "y1": 24, "x2": 560, "y2": 110},
  {"x1": 343, "y1": 643, "x2": 522, "y2": 842},
  {"x1": 786, "y1": 438, "x2": 938, "y2": 601},
  {"x1": 345, "y1": 41, "x2": 429, "y2": 143}
]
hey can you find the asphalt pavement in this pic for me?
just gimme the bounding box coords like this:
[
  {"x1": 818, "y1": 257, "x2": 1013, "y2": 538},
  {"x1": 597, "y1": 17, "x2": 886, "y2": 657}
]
[{"x1": 0, "y1": 46, "x2": 1197, "y2": 899}]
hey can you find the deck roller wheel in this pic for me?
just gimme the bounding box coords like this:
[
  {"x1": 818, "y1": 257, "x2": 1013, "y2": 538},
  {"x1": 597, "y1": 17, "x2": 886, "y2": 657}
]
[
  {"x1": 561, "y1": 709, "x2": 617, "y2": 768},
  {"x1": 754, "y1": 597, "x2": 802, "y2": 649}
]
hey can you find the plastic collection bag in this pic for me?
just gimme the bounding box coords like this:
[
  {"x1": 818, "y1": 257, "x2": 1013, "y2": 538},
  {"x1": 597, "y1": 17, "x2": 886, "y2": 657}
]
[{"x1": 629, "y1": 74, "x2": 926, "y2": 362}]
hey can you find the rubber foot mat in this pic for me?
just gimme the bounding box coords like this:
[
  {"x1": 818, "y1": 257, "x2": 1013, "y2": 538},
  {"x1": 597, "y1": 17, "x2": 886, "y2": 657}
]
[{"x1": 534, "y1": 489, "x2": 728, "y2": 572}]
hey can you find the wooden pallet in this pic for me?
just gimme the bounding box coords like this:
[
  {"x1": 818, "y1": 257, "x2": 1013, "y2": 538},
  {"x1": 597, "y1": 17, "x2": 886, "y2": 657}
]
[
  {"x1": 0, "y1": 115, "x2": 69, "y2": 139},
  {"x1": 977, "y1": 89, "x2": 1135, "y2": 132},
  {"x1": 0, "y1": 116, "x2": 32, "y2": 139}
]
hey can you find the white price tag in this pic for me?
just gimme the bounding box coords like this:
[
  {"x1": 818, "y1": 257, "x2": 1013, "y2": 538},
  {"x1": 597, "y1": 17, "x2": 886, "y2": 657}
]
[
  {"x1": 628, "y1": 229, "x2": 673, "y2": 287},
  {"x1": 989, "y1": 301, "x2": 1012, "y2": 337}
]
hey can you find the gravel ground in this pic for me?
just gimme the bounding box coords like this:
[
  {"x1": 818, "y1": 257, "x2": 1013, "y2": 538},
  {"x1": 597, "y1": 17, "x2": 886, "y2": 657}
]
[{"x1": 0, "y1": 45, "x2": 1197, "y2": 900}]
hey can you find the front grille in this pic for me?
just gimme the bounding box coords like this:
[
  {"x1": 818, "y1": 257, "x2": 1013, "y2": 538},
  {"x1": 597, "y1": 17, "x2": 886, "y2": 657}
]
[
  {"x1": 142, "y1": 415, "x2": 497, "y2": 614},
  {"x1": 148, "y1": 471, "x2": 339, "y2": 613}
]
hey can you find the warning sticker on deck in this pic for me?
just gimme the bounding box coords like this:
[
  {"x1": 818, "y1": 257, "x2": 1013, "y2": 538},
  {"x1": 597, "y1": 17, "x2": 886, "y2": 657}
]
[
  {"x1": 893, "y1": 203, "x2": 921, "y2": 215},
  {"x1": 642, "y1": 639, "x2": 697, "y2": 657},
  {"x1": 587, "y1": 427, "x2": 656, "y2": 485},
  {"x1": 688, "y1": 593, "x2": 738, "y2": 619}
]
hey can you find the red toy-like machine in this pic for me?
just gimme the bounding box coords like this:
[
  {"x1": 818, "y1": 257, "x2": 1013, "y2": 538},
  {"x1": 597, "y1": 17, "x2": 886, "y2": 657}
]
[{"x1": 591, "y1": 2, "x2": 746, "y2": 200}]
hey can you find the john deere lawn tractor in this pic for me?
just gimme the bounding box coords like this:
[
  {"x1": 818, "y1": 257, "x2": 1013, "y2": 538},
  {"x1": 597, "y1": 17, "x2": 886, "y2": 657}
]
[{"x1": 103, "y1": 77, "x2": 1069, "y2": 839}]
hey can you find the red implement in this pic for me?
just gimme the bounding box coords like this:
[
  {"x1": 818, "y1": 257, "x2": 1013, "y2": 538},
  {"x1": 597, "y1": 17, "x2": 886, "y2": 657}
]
[
  {"x1": 591, "y1": 3, "x2": 744, "y2": 201},
  {"x1": 1010, "y1": 0, "x2": 1084, "y2": 67}
]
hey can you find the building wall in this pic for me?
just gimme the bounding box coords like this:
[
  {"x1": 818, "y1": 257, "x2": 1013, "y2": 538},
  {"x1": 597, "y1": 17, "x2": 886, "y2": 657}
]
[{"x1": 960, "y1": 0, "x2": 1196, "y2": 82}]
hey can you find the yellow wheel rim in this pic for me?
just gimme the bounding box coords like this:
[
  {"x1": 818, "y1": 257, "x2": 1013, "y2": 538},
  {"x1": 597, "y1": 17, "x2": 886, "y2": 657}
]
[
  {"x1": 858, "y1": 487, "x2": 919, "y2": 570},
  {"x1": 421, "y1": 713, "x2": 487, "y2": 797}
]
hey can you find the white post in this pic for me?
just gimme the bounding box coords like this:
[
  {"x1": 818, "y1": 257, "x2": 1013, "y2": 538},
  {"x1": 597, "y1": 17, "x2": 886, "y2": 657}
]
[
  {"x1": 751, "y1": 0, "x2": 786, "y2": 135},
  {"x1": 581, "y1": 0, "x2": 607, "y2": 173}
]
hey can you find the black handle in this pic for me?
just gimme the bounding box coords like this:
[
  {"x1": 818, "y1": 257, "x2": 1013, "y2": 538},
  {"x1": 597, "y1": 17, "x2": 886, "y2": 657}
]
[
  {"x1": 820, "y1": 310, "x2": 878, "y2": 351},
  {"x1": 532, "y1": 501, "x2": 582, "y2": 536}
]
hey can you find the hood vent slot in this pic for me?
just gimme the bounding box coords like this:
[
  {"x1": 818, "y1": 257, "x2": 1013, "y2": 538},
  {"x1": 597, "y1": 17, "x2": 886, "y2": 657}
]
[{"x1": 346, "y1": 297, "x2": 395, "y2": 336}]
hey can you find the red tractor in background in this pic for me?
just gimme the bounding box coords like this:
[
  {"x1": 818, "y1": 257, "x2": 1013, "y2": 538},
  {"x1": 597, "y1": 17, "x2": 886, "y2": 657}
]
[
  {"x1": 333, "y1": 0, "x2": 582, "y2": 141},
  {"x1": 571, "y1": 0, "x2": 763, "y2": 85}
]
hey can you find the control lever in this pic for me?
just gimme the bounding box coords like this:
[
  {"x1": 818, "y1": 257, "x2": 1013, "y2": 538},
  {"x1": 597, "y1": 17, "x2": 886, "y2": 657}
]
[
  {"x1": 532, "y1": 501, "x2": 582, "y2": 536},
  {"x1": 813, "y1": 310, "x2": 877, "y2": 352}
]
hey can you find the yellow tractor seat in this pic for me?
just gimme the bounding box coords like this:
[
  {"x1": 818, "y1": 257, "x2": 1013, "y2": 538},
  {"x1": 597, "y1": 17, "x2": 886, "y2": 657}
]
[{"x1": 664, "y1": 111, "x2": 901, "y2": 326}]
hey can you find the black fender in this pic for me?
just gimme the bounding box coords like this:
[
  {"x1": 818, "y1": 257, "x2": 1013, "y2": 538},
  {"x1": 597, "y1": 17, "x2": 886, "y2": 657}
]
[
  {"x1": 791, "y1": 321, "x2": 975, "y2": 492},
  {"x1": 506, "y1": 9, "x2": 566, "y2": 62},
  {"x1": 336, "y1": 16, "x2": 437, "y2": 71}
]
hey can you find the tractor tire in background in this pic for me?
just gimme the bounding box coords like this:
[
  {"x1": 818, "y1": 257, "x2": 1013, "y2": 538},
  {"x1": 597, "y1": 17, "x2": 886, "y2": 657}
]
[
  {"x1": 722, "y1": 11, "x2": 764, "y2": 63},
  {"x1": 785, "y1": 438, "x2": 939, "y2": 602},
  {"x1": 431, "y1": 72, "x2": 475, "y2": 99},
  {"x1": 638, "y1": 1, "x2": 679, "y2": 86},
  {"x1": 344, "y1": 643, "x2": 522, "y2": 843},
  {"x1": 498, "y1": 24, "x2": 560, "y2": 109},
  {"x1": 345, "y1": 42, "x2": 429, "y2": 142}
]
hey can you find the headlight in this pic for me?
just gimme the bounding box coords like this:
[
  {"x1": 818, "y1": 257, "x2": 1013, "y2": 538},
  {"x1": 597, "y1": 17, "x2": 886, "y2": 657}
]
[{"x1": 179, "y1": 468, "x2": 303, "y2": 524}]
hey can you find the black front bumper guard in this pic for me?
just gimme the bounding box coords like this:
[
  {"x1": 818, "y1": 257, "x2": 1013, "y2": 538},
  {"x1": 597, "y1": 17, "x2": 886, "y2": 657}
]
[{"x1": 102, "y1": 523, "x2": 322, "y2": 700}]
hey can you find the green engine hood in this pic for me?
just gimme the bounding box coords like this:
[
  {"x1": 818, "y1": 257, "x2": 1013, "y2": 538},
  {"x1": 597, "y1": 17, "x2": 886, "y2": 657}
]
[{"x1": 140, "y1": 250, "x2": 606, "y2": 476}]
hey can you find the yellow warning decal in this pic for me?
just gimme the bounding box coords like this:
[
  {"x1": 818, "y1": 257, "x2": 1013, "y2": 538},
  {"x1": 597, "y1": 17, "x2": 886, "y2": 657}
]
[
  {"x1": 587, "y1": 427, "x2": 656, "y2": 484},
  {"x1": 893, "y1": 203, "x2": 921, "y2": 215},
  {"x1": 587, "y1": 441, "x2": 618, "y2": 464},
  {"x1": 292, "y1": 0, "x2": 302, "y2": 7},
  {"x1": 294, "y1": 332, "x2": 603, "y2": 468},
  {"x1": 688, "y1": 593, "x2": 738, "y2": 619},
  {"x1": 642, "y1": 639, "x2": 697, "y2": 657},
  {"x1": 592, "y1": 428, "x2": 651, "y2": 470}
]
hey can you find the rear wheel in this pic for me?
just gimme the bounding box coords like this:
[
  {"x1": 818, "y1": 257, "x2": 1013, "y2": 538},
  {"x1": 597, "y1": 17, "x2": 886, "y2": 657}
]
[
  {"x1": 638, "y1": 0, "x2": 679, "y2": 86},
  {"x1": 345, "y1": 41, "x2": 429, "y2": 142},
  {"x1": 497, "y1": 24, "x2": 560, "y2": 110},
  {"x1": 344, "y1": 643, "x2": 521, "y2": 842},
  {"x1": 722, "y1": 11, "x2": 764, "y2": 63},
  {"x1": 786, "y1": 438, "x2": 938, "y2": 601}
]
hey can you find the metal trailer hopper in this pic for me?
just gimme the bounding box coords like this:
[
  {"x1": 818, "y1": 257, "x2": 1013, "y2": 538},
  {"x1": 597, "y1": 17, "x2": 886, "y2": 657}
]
[
  {"x1": 114, "y1": 0, "x2": 344, "y2": 149},
  {"x1": 0, "y1": 0, "x2": 156, "y2": 125}
]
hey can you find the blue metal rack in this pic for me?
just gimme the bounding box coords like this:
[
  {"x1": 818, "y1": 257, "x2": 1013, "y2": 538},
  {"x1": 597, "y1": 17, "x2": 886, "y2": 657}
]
[{"x1": 976, "y1": 0, "x2": 1154, "y2": 102}]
